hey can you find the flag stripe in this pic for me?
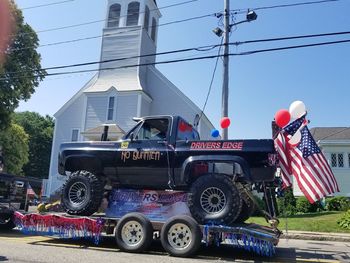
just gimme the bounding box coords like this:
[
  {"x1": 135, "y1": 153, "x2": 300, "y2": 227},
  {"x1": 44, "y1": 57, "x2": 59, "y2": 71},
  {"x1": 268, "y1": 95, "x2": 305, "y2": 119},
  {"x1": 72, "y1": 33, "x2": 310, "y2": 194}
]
[
  {"x1": 317, "y1": 153, "x2": 339, "y2": 192},
  {"x1": 275, "y1": 135, "x2": 293, "y2": 187},
  {"x1": 306, "y1": 155, "x2": 332, "y2": 194},
  {"x1": 292, "y1": 148, "x2": 329, "y2": 198},
  {"x1": 292, "y1": 152, "x2": 319, "y2": 201},
  {"x1": 310, "y1": 154, "x2": 335, "y2": 193}
]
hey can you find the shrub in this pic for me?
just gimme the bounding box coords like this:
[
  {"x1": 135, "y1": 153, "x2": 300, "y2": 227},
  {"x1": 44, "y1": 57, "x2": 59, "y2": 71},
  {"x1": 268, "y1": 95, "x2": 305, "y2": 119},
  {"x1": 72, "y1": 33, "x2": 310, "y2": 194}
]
[
  {"x1": 296, "y1": 196, "x2": 320, "y2": 213},
  {"x1": 251, "y1": 195, "x2": 266, "y2": 216},
  {"x1": 277, "y1": 189, "x2": 297, "y2": 216},
  {"x1": 326, "y1": 197, "x2": 350, "y2": 211},
  {"x1": 338, "y1": 210, "x2": 350, "y2": 229}
]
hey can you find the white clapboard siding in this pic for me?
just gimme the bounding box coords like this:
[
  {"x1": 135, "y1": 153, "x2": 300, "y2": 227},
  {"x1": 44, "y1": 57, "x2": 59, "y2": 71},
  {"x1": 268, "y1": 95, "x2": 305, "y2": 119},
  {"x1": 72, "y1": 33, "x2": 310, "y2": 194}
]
[
  {"x1": 116, "y1": 94, "x2": 139, "y2": 132},
  {"x1": 85, "y1": 96, "x2": 109, "y2": 130}
]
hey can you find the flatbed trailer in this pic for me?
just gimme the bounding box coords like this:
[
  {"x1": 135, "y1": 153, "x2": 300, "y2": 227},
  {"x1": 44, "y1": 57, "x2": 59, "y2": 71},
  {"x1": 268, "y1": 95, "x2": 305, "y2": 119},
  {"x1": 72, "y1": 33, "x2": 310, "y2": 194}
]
[{"x1": 7, "y1": 209, "x2": 280, "y2": 258}]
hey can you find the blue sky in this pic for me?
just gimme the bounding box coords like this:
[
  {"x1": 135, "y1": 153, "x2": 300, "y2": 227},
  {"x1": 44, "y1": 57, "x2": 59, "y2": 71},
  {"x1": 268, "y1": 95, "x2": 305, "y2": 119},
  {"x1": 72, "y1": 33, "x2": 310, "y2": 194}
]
[{"x1": 15, "y1": 0, "x2": 350, "y2": 139}]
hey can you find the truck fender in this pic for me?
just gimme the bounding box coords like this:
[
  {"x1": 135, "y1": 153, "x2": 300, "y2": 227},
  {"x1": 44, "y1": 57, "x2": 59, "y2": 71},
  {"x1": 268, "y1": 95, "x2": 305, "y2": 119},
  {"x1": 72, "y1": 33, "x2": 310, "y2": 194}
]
[
  {"x1": 62, "y1": 154, "x2": 102, "y2": 174},
  {"x1": 180, "y1": 155, "x2": 251, "y2": 183}
]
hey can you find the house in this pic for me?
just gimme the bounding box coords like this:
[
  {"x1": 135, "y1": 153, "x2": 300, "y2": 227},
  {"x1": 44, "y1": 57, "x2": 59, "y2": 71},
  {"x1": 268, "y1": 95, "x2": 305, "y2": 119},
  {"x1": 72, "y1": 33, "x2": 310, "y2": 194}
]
[
  {"x1": 45, "y1": 0, "x2": 215, "y2": 197},
  {"x1": 293, "y1": 127, "x2": 350, "y2": 197}
]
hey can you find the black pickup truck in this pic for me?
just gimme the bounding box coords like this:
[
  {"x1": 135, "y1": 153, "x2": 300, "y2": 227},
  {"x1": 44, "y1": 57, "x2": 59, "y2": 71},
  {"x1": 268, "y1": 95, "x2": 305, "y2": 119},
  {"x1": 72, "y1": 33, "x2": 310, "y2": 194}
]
[{"x1": 58, "y1": 116, "x2": 277, "y2": 225}]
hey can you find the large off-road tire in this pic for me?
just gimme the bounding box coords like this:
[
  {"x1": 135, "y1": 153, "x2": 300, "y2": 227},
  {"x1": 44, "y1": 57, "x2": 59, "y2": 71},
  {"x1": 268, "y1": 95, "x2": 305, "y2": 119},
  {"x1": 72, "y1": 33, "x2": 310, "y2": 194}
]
[
  {"x1": 61, "y1": 170, "x2": 103, "y2": 216},
  {"x1": 234, "y1": 183, "x2": 256, "y2": 223},
  {"x1": 115, "y1": 212, "x2": 153, "y2": 253},
  {"x1": 0, "y1": 207, "x2": 15, "y2": 231},
  {"x1": 188, "y1": 174, "x2": 242, "y2": 225},
  {"x1": 160, "y1": 215, "x2": 202, "y2": 258}
]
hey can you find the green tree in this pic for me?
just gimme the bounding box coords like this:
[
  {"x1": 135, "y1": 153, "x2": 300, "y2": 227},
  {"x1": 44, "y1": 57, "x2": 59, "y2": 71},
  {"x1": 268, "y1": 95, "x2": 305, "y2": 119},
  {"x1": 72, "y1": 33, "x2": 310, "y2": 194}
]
[
  {"x1": 13, "y1": 112, "x2": 54, "y2": 179},
  {"x1": 0, "y1": 123, "x2": 29, "y2": 175},
  {"x1": 0, "y1": 1, "x2": 46, "y2": 128}
]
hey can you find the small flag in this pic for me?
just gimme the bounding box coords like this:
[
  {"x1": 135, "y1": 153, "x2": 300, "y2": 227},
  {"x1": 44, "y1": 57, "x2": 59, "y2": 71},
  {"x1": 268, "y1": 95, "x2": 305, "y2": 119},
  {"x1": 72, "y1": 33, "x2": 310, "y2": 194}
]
[{"x1": 274, "y1": 115, "x2": 339, "y2": 203}]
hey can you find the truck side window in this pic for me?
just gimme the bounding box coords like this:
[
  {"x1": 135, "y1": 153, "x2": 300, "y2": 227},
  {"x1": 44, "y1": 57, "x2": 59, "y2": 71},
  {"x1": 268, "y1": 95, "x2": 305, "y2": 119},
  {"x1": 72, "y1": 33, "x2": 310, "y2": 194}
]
[
  {"x1": 177, "y1": 120, "x2": 200, "y2": 141},
  {"x1": 135, "y1": 119, "x2": 169, "y2": 141}
]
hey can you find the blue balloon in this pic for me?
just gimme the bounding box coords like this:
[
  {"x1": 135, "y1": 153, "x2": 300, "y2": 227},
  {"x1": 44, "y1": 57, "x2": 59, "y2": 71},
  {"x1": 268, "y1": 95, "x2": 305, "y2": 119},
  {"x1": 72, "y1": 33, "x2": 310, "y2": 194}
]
[{"x1": 211, "y1": 129, "x2": 220, "y2": 138}]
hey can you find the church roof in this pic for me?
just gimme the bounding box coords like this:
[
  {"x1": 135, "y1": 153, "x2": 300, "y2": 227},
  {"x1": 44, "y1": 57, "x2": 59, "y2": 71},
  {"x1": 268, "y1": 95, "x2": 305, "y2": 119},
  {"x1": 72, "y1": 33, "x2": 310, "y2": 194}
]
[{"x1": 310, "y1": 127, "x2": 350, "y2": 140}]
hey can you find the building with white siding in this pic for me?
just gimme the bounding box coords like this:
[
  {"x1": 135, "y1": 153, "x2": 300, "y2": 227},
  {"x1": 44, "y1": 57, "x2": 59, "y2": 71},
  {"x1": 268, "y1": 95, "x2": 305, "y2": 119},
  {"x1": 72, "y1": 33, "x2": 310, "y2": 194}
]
[
  {"x1": 46, "y1": 0, "x2": 215, "y2": 196},
  {"x1": 293, "y1": 127, "x2": 350, "y2": 197}
]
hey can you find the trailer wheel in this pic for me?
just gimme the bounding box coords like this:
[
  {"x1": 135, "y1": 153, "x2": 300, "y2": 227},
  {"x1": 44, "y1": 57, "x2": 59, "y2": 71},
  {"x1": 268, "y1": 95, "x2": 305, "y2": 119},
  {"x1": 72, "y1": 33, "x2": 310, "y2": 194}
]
[
  {"x1": 115, "y1": 213, "x2": 153, "y2": 253},
  {"x1": 188, "y1": 174, "x2": 242, "y2": 225},
  {"x1": 0, "y1": 213, "x2": 15, "y2": 231},
  {"x1": 234, "y1": 183, "x2": 256, "y2": 223},
  {"x1": 160, "y1": 215, "x2": 202, "y2": 258},
  {"x1": 61, "y1": 170, "x2": 103, "y2": 216}
]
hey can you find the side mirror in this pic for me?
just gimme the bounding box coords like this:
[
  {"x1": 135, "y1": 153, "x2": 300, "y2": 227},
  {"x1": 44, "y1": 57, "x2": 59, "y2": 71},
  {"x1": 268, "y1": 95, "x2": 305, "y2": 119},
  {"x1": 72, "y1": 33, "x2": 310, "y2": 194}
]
[{"x1": 129, "y1": 132, "x2": 135, "y2": 142}]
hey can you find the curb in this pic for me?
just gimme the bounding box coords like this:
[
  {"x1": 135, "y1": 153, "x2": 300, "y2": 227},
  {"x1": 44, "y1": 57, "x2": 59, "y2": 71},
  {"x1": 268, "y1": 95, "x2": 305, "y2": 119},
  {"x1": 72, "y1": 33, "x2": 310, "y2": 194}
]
[{"x1": 280, "y1": 231, "x2": 350, "y2": 242}]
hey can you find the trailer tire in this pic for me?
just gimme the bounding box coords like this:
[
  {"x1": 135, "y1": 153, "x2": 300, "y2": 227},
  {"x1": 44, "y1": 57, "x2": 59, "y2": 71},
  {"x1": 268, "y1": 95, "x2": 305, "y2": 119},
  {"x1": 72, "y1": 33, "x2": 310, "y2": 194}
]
[
  {"x1": 188, "y1": 174, "x2": 242, "y2": 225},
  {"x1": 61, "y1": 170, "x2": 103, "y2": 216},
  {"x1": 160, "y1": 215, "x2": 202, "y2": 257},
  {"x1": 234, "y1": 183, "x2": 256, "y2": 223},
  {"x1": 115, "y1": 213, "x2": 153, "y2": 253},
  {"x1": 0, "y1": 212, "x2": 15, "y2": 231}
]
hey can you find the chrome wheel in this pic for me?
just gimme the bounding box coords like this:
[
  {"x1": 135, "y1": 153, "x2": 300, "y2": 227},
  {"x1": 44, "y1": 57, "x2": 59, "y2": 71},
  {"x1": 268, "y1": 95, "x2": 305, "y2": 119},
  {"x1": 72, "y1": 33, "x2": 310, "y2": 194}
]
[
  {"x1": 167, "y1": 223, "x2": 192, "y2": 250},
  {"x1": 121, "y1": 221, "x2": 144, "y2": 247},
  {"x1": 200, "y1": 187, "x2": 227, "y2": 214},
  {"x1": 68, "y1": 182, "x2": 88, "y2": 205}
]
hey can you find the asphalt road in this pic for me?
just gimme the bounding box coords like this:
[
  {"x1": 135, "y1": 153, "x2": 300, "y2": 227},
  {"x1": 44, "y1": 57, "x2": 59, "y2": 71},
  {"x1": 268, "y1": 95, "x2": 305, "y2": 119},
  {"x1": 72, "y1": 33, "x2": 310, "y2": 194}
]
[{"x1": 0, "y1": 230, "x2": 349, "y2": 263}]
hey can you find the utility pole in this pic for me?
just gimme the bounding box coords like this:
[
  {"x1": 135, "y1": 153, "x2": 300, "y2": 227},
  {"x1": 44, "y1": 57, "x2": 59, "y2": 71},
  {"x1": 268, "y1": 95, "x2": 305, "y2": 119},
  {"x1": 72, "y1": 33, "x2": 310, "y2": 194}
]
[{"x1": 222, "y1": 0, "x2": 230, "y2": 140}]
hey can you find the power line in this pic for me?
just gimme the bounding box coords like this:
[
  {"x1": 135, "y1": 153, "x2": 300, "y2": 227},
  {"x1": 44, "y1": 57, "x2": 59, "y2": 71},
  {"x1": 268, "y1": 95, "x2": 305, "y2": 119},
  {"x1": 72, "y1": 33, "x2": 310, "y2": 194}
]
[
  {"x1": 2, "y1": 38, "x2": 350, "y2": 81},
  {"x1": 6, "y1": 13, "x2": 216, "y2": 52},
  {"x1": 5, "y1": 30, "x2": 350, "y2": 71},
  {"x1": 235, "y1": 30, "x2": 350, "y2": 46},
  {"x1": 231, "y1": 0, "x2": 344, "y2": 14},
  {"x1": 18, "y1": 0, "x2": 199, "y2": 35},
  {"x1": 199, "y1": 38, "x2": 224, "y2": 122},
  {"x1": 21, "y1": 0, "x2": 75, "y2": 10}
]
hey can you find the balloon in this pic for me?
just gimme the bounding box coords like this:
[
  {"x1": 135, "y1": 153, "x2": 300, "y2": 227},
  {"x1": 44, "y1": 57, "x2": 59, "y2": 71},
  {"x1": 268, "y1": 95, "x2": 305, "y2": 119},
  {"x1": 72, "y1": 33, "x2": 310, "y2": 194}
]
[
  {"x1": 179, "y1": 121, "x2": 186, "y2": 132},
  {"x1": 274, "y1": 109, "x2": 291, "y2": 128},
  {"x1": 211, "y1": 129, "x2": 220, "y2": 138},
  {"x1": 288, "y1": 130, "x2": 302, "y2": 146},
  {"x1": 289, "y1": 101, "x2": 306, "y2": 119},
  {"x1": 220, "y1": 117, "x2": 231, "y2": 129}
]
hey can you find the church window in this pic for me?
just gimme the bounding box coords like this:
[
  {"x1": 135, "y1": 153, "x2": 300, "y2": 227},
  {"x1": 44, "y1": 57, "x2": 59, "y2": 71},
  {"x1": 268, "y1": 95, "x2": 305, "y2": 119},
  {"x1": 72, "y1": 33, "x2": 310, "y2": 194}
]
[
  {"x1": 71, "y1": 129, "x2": 79, "y2": 142},
  {"x1": 107, "y1": 96, "x2": 115, "y2": 121},
  {"x1": 108, "y1": 4, "x2": 121, "y2": 27},
  {"x1": 151, "y1": 18, "x2": 157, "y2": 41},
  {"x1": 127, "y1": 2, "x2": 140, "y2": 26},
  {"x1": 144, "y1": 5, "x2": 150, "y2": 32}
]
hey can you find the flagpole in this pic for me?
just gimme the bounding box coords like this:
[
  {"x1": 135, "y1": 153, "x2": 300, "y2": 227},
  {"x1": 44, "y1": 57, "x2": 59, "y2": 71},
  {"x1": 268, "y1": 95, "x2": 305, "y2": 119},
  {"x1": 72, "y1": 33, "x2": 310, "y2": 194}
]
[{"x1": 24, "y1": 181, "x2": 29, "y2": 212}]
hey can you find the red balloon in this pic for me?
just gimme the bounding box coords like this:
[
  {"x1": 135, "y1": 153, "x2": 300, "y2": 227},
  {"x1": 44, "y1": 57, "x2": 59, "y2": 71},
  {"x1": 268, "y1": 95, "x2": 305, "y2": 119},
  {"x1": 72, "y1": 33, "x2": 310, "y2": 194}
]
[
  {"x1": 275, "y1": 109, "x2": 291, "y2": 128},
  {"x1": 179, "y1": 121, "x2": 187, "y2": 132},
  {"x1": 220, "y1": 117, "x2": 231, "y2": 129}
]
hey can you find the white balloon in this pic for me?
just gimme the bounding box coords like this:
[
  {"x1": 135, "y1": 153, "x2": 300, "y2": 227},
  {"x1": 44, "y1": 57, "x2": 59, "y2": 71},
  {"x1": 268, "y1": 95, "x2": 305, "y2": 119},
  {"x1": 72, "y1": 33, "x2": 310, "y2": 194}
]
[
  {"x1": 289, "y1": 130, "x2": 302, "y2": 146},
  {"x1": 289, "y1": 100, "x2": 306, "y2": 119}
]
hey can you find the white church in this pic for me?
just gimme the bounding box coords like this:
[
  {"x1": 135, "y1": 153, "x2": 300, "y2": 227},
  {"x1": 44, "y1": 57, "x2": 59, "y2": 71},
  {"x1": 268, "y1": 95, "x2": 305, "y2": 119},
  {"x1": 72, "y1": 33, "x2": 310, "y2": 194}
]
[{"x1": 45, "y1": 0, "x2": 215, "y2": 197}]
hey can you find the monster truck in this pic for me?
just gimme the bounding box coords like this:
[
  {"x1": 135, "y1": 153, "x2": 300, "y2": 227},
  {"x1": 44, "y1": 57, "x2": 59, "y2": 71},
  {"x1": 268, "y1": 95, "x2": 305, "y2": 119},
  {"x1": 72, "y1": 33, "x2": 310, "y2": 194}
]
[{"x1": 58, "y1": 115, "x2": 277, "y2": 225}]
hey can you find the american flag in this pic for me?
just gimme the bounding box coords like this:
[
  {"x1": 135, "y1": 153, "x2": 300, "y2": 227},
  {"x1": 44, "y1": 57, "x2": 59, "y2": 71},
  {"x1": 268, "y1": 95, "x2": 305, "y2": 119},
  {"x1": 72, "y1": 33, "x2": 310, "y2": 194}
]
[{"x1": 274, "y1": 115, "x2": 339, "y2": 203}]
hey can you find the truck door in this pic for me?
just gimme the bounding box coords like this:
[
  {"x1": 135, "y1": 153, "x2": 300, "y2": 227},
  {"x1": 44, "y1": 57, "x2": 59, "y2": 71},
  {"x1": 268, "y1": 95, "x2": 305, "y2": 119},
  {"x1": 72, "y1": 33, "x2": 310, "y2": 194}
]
[{"x1": 117, "y1": 117, "x2": 174, "y2": 188}]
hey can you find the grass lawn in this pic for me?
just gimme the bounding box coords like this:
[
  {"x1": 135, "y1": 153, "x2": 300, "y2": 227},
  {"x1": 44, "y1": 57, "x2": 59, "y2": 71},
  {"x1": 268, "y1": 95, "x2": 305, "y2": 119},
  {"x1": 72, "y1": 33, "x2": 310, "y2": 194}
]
[{"x1": 246, "y1": 211, "x2": 350, "y2": 233}]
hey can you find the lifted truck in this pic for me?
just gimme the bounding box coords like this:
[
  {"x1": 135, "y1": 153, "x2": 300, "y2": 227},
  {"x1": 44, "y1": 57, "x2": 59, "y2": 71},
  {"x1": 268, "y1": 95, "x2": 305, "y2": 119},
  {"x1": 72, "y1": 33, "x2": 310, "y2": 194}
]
[{"x1": 58, "y1": 115, "x2": 278, "y2": 225}]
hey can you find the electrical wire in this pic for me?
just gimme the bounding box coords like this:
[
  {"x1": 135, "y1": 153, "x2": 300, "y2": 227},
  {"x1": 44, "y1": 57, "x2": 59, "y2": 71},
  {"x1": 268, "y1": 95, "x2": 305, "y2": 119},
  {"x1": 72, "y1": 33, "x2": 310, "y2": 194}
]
[
  {"x1": 235, "y1": 31, "x2": 350, "y2": 46},
  {"x1": 5, "y1": 30, "x2": 350, "y2": 72},
  {"x1": 199, "y1": 38, "x2": 223, "y2": 122},
  {"x1": 6, "y1": 13, "x2": 216, "y2": 52},
  {"x1": 15, "y1": 0, "x2": 199, "y2": 36},
  {"x1": 21, "y1": 0, "x2": 75, "y2": 10},
  {"x1": 2, "y1": 37, "x2": 350, "y2": 82},
  {"x1": 232, "y1": 0, "x2": 345, "y2": 14}
]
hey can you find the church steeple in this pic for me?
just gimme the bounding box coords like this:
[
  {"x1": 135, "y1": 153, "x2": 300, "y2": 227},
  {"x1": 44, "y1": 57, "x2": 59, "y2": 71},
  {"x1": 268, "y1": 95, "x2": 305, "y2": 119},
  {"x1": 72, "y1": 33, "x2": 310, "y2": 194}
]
[{"x1": 91, "y1": 0, "x2": 161, "y2": 92}]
